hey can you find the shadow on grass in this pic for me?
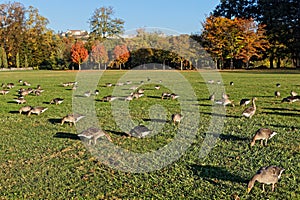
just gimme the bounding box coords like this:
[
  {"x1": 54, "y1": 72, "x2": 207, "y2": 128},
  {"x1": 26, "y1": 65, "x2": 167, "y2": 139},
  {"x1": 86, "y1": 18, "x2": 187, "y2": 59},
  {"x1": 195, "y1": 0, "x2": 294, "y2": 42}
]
[
  {"x1": 105, "y1": 130, "x2": 129, "y2": 137},
  {"x1": 147, "y1": 95, "x2": 161, "y2": 99},
  {"x1": 142, "y1": 118, "x2": 168, "y2": 123},
  {"x1": 200, "y1": 111, "x2": 240, "y2": 118},
  {"x1": 190, "y1": 164, "x2": 247, "y2": 184},
  {"x1": 9, "y1": 111, "x2": 20, "y2": 114},
  {"x1": 43, "y1": 101, "x2": 51, "y2": 104},
  {"x1": 262, "y1": 107, "x2": 300, "y2": 112},
  {"x1": 262, "y1": 111, "x2": 300, "y2": 117},
  {"x1": 207, "y1": 132, "x2": 249, "y2": 141},
  {"x1": 54, "y1": 132, "x2": 80, "y2": 140},
  {"x1": 48, "y1": 118, "x2": 62, "y2": 124}
]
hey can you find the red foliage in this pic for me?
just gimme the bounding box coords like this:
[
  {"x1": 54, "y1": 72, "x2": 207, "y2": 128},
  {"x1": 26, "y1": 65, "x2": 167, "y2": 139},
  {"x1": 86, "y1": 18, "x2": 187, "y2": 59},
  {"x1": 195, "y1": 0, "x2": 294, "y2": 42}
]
[
  {"x1": 113, "y1": 44, "x2": 130, "y2": 66},
  {"x1": 71, "y1": 41, "x2": 88, "y2": 68}
]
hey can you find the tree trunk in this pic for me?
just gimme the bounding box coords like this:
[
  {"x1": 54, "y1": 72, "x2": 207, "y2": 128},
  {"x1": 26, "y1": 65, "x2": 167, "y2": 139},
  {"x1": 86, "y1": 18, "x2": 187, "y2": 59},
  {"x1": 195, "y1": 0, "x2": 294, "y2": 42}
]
[
  {"x1": 79, "y1": 63, "x2": 81, "y2": 70},
  {"x1": 276, "y1": 57, "x2": 281, "y2": 68},
  {"x1": 230, "y1": 58, "x2": 234, "y2": 69},
  {"x1": 98, "y1": 63, "x2": 101, "y2": 70},
  {"x1": 269, "y1": 55, "x2": 274, "y2": 69},
  {"x1": 180, "y1": 60, "x2": 183, "y2": 70}
]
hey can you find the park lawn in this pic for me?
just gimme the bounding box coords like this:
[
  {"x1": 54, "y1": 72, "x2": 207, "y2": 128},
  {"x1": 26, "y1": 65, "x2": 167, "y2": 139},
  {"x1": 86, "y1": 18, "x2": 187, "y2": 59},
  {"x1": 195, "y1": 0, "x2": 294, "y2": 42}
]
[{"x1": 0, "y1": 70, "x2": 299, "y2": 199}]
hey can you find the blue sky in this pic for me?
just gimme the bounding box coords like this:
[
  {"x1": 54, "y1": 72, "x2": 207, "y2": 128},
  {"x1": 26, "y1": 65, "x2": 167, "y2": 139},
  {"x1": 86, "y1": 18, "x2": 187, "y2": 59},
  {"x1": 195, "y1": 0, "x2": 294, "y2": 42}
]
[{"x1": 17, "y1": 0, "x2": 220, "y2": 34}]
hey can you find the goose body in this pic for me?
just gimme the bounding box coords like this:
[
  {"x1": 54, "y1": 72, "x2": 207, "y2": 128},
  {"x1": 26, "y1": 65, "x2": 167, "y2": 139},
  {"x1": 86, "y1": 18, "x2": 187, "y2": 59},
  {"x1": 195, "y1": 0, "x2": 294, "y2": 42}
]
[
  {"x1": 274, "y1": 91, "x2": 280, "y2": 98},
  {"x1": 281, "y1": 96, "x2": 300, "y2": 103},
  {"x1": 230, "y1": 81, "x2": 234, "y2": 86},
  {"x1": 129, "y1": 125, "x2": 152, "y2": 138},
  {"x1": 78, "y1": 127, "x2": 112, "y2": 145},
  {"x1": 172, "y1": 113, "x2": 183, "y2": 125},
  {"x1": 61, "y1": 114, "x2": 85, "y2": 126},
  {"x1": 6, "y1": 83, "x2": 15, "y2": 89},
  {"x1": 106, "y1": 83, "x2": 113, "y2": 87},
  {"x1": 84, "y1": 91, "x2": 91, "y2": 97},
  {"x1": 19, "y1": 106, "x2": 32, "y2": 114},
  {"x1": 101, "y1": 95, "x2": 117, "y2": 102},
  {"x1": 247, "y1": 166, "x2": 285, "y2": 193},
  {"x1": 290, "y1": 90, "x2": 297, "y2": 97},
  {"x1": 251, "y1": 128, "x2": 277, "y2": 147},
  {"x1": 155, "y1": 85, "x2": 160, "y2": 90},
  {"x1": 132, "y1": 92, "x2": 144, "y2": 99},
  {"x1": 170, "y1": 93, "x2": 180, "y2": 100},
  {"x1": 125, "y1": 95, "x2": 134, "y2": 101},
  {"x1": 162, "y1": 92, "x2": 171, "y2": 99},
  {"x1": 0, "y1": 90, "x2": 9, "y2": 95},
  {"x1": 209, "y1": 93, "x2": 215, "y2": 101},
  {"x1": 240, "y1": 98, "x2": 251, "y2": 106},
  {"x1": 215, "y1": 98, "x2": 234, "y2": 107},
  {"x1": 222, "y1": 92, "x2": 229, "y2": 100},
  {"x1": 14, "y1": 97, "x2": 27, "y2": 104},
  {"x1": 50, "y1": 98, "x2": 64, "y2": 105},
  {"x1": 242, "y1": 97, "x2": 257, "y2": 118},
  {"x1": 28, "y1": 107, "x2": 48, "y2": 116}
]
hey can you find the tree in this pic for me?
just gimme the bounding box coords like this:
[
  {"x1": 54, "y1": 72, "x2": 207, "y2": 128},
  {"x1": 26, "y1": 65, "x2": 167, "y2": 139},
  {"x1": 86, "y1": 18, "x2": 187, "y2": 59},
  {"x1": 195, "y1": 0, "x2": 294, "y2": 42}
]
[
  {"x1": 91, "y1": 41, "x2": 109, "y2": 70},
  {"x1": 113, "y1": 44, "x2": 130, "y2": 70},
  {"x1": 89, "y1": 6, "x2": 124, "y2": 41},
  {"x1": 71, "y1": 40, "x2": 88, "y2": 70}
]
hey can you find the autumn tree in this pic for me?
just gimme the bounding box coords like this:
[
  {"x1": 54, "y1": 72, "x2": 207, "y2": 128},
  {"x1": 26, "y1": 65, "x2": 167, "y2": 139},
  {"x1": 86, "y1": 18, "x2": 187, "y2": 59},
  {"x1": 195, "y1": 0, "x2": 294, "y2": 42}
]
[
  {"x1": 113, "y1": 44, "x2": 130, "y2": 70},
  {"x1": 91, "y1": 41, "x2": 109, "y2": 70},
  {"x1": 89, "y1": 6, "x2": 124, "y2": 41},
  {"x1": 71, "y1": 40, "x2": 88, "y2": 70}
]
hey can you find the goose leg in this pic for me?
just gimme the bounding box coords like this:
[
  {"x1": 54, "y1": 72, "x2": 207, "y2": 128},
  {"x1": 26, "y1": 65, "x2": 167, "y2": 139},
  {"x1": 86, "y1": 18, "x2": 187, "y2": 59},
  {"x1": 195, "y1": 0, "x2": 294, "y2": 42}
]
[{"x1": 262, "y1": 184, "x2": 265, "y2": 193}]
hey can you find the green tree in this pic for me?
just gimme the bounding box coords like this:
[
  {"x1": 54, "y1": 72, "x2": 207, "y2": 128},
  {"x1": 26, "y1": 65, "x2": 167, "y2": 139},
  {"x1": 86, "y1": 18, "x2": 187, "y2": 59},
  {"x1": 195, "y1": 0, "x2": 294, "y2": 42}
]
[{"x1": 89, "y1": 6, "x2": 124, "y2": 41}]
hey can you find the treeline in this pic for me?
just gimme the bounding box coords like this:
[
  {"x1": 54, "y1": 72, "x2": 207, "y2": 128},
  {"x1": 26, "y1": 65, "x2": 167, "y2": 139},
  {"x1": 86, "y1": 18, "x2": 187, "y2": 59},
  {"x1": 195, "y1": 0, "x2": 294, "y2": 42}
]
[{"x1": 0, "y1": 1, "x2": 299, "y2": 70}]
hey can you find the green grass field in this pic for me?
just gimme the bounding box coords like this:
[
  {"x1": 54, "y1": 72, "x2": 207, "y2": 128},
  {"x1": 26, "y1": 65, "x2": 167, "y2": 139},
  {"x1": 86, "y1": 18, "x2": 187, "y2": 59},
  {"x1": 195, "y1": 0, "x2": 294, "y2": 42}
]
[{"x1": 0, "y1": 70, "x2": 299, "y2": 199}]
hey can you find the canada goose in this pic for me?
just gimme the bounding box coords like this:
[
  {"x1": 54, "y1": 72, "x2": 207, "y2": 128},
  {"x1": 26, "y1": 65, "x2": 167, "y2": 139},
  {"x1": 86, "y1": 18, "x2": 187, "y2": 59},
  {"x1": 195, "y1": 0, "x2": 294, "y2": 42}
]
[
  {"x1": 155, "y1": 85, "x2": 160, "y2": 90},
  {"x1": 62, "y1": 82, "x2": 70, "y2": 87},
  {"x1": 172, "y1": 113, "x2": 183, "y2": 125},
  {"x1": 36, "y1": 85, "x2": 42, "y2": 90},
  {"x1": 215, "y1": 98, "x2": 234, "y2": 107},
  {"x1": 137, "y1": 88, "x2": 145, "y2": 94},
  {"x1": 84, "y1": 91, "x2": 91, "y2": 97},
  {"x1": 78, "y1": 127, "x2": 112, "y2": 145},
  {"x1": 209, "y1": 93, "x2": 215, "y2": 101},
  {"x1": 170, "y1": 93, "x2": 180, "y2": 100},
  {"x1": 126, "y1": 81, "x2": 132, "y2": 85},
  {"x1": 14, "y1": 97, "x2": 27, "y2": 104},
  {"x1": 276, "y1": 83, "x2": 281, "y2": 87},
  {"x1": 94, "y1": 89, "x2": 99, "y2": 95},
  {"x1": 125, "y1": 95, "x2": 134, "y2": 101},
  {"x1": 19, "y1": 106, "x2": 33, "y2": 114},
  {"x1": 28, "y1": 106, "x2": 48, "y2": 116},
  {"x1": 247, "y1": 166, "x2": 285, "y2": 193},
  {"x1": 101, "y1": 95, "x2": 117, "y2": 102},
  {"x1": 106, "y1": 83, "x2": 113, "y2": 87},
  {"x1": 147, "y1": 77, "x2": 151, "y2": 82},
  {"x1": 1, "y1": 83, "x2": 6, "y2": 88},
  {"x1": 61, "y1": 113, "x2": 85, "y2": 126},
  {"x1": 18, "y1": 79, "x2": 23, "y2": 83},
  {"x1": 130, "y1": 86, "x2": 138, "y2": 90},
  {"x1": 23, "y1": 81, "x2": 31, "y2": 86},
  {"x1": 132, "y1": 92, "x2": 144, "y2": 99},
  {"x1": 207, "y1": 80, "x2": 214, "y2": 84},
  {"x1": 50, "y1": 98, "x2": 64, "y2": 105},
  {"x1": 250, "y1": 128, "x2": 277, "y2": 147},
  {"x1": 129, "y1": 125, "x2": 152, "y2": 138},
  {"x1": 0, "y1": 90, "x2": 9, "y2": 95},
  {"x1": 242, "y1": 97, "x2": 257, "y2": 118},
  {"x1": 116, "y1": 82, "x2": 124, "y2": 86},
  {"x1": 140, "y1": 80, "x2": 144, "y2": 84},
  {"x1": 72, "y1": 85, "x2": 77, "y2": 90},
  {"x1": 222, "y1": 92, "x2": 230, "y2": 100},
  {"x1": 281, "y1": 96, "x2": 300, "y2": 103},
  {"x1": 162, "y1": 92, "x2": 171, "y2": 99},
  {"x1": 6, "y1": 83, "x2": 15, "y2": 89},
  {"x1": 290, "y1": 90, "x2": 297, "y2": 97},
  {"x1": 274, "y1": 91, "x2": 280, "y2": 98},
  {"x1": 240, "y1": 98, "x2": 251, "y2": 106},
  {"x1": 33, "y1": 89, "x2": 44, "y2": 96},
  {"x1": 216, "y1": 80, "x2": 221, "y2": 85},
  {"x1": 230, "y1": 81, "x2": 234, "y2": 86}
]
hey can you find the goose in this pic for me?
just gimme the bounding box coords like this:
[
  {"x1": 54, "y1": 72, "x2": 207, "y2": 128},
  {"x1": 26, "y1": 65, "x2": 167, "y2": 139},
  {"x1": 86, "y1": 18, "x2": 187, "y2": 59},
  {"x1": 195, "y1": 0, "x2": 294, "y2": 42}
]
[
  {"x1": 137, "y1": 88, "x2": 145, "y2": 94},
  {"x1": 106, "y1": 83, "x2": 113, "y2": 87},
  {"x1": 132, "y1": 92, "x2": 144, "y2": 99},
  {"x1": 216, "y1": 80, "x2": 221, "y2": 85},
  {"x1": 101, "y1": 95, "x2": 117, "y2": 102},
  {"x1": 18, "y1": 79, "x2": 23, "y2": 83},
  {"x1": 0, "y1": 90, "x2": 9, "y2": 95},
  {"x1": 155, "y1": 85, "x2": 160, "y2": 90},
  {"x1": 240, "y1": 98, "x2": 251, "y2": 107},
  {"x1": 128, "y1": 125, "x2": 152, "y2": 138},
  {"x1": 126, "y1": 81, "x2": 132, "y2": 85},
  {"x1": 274, "y1": 91, "x2": 280, "y2": 98},
  {"x1": 222, "y1": 92, "x2": 230, "y2": 100},
  {"x1": 116, "y1": 82, "x2": 124, "y2": 86},
  {"x1": 14, "y1": 97, "x2": 27, "y2": 104},
  {"x1": 250, "y1": 128, "x2": 277, "y2": 147},
  {"x1": 130, "y1": 86, "x2": 138, "y2": 90},
  {"x1": 170, "y1": 93, "x2": 180, "y2": 100},
  {"x1": 147, "y1": 77, "x2": 151, "y2": 82},
  {"x1": 28, "y1": 106, "x2": 48, "y2": 116},
  {"x1": 172, "y1": 113, "x2": 183, "y2": 125},
  {"x1": 36, "y1": 85, "x2": 42, "y2": 90},
  {"x1": 207, "y1": 80, "x2": 214, "y2": 84},
  {"x1": 94, "y1": 89, "x2": 99, "y2": 95},
  {"x1": 125, "y1": 95, "x2": 134, "y2": 101},
  {"x1": 215, "y1": 98, "x2": 234, "y2": 107},
  {"x1": 62, "y1": 82, "x2": 70, "y2": 87},
  {"x1": 23, "y1": 81, "x2": 31, "y2": 86},
  {"x1": 6, "y1": 83, "x2": 15, "y2": 89},
  {"x1": 290, "y1": 90, "x2": 297, "y2": 97},
  {"x1": 140, "y1": 80, "x2": 144, "y2": 84},
  {"x1": 19, "y1": 106, "x2": 32, "y2": 114},
  {"x1": 162, "y1": 92, "x2": 171, "y2": 99},
  {"x1": 281, "y1": 96, "x2": 300, "y2": 103},
  {"x1": 61, "y1": 113, "x2": 85, "y2": 126},
  {"x1": 50, "y1": 98, "x2": 64, "y2": 105},
  {"x1": 247, "y1": 166, "x2": 285, "y2": 193},
  {"x1": 242, "y1": 97, "x2": 257, "y2": 118},
  {"x1": 276, "y1": 83, "x2": 281, "y2": 87},
  {"x1": 72, "y1": 85, "x2": 77, "y2": 90},
  {"x1": 84, "y1": 91, "x2": 91, "y2": 97},
  {"x1": 230, "y1": 81, "x2": 234, "y2": 86},
  {"x1": 209, "y1": 93, "x2": 215, "y2": 101},
  {"x1": 78, "y1": 127, "x2": 112, "y2": 145},
  {"x1": 1, "y1": 83, "x2": 6, "y2": 88}
]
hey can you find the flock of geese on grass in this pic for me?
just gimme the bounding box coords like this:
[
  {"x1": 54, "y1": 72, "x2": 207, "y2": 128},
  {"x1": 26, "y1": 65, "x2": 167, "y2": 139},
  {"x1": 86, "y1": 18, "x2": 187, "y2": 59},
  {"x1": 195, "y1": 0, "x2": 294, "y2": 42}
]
[
  {"x1": 207, "y1": 80, "x2": 298, "y2": 194},
  {"x1": 1, "y1": 77, "x2": 297, "y2": 194}
]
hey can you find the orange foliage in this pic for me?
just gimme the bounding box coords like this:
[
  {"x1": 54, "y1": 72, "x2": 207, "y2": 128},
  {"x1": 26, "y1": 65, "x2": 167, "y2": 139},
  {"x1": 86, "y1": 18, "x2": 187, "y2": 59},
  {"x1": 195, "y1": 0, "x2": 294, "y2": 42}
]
[{"x1": 71, "y1": 41, "x2": 88, "y2": 69}]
